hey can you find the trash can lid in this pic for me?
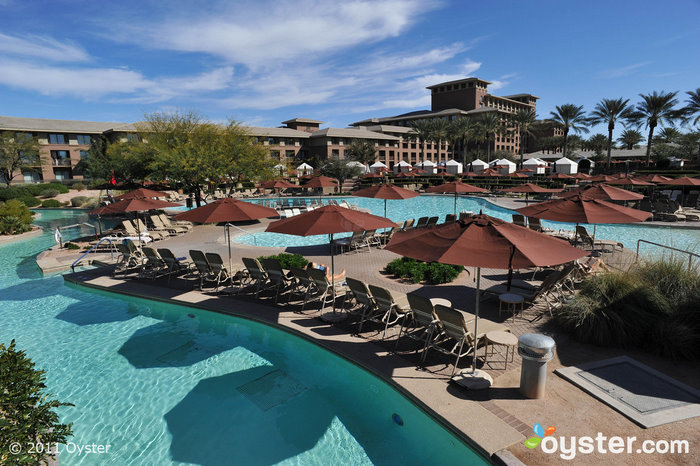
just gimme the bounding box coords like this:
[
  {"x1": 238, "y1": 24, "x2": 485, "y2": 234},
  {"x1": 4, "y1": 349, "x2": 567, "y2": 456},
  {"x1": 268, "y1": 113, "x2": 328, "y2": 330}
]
[{"x1": 518, "y1": 333, "x2": 556, "y2": 360}]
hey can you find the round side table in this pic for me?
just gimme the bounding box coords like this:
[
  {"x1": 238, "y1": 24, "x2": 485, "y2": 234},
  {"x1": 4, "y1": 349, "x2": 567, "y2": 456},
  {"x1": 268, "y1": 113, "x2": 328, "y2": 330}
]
[
  {"x1": 499, "y1": 293, "x2": 525, "y2": 322},
  {"x1": 485, "y1": 330, "x2": 518, "y2": 369}
]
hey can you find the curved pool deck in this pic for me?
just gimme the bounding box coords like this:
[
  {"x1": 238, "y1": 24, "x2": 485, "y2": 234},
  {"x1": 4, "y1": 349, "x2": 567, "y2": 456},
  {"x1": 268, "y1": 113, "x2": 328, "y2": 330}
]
[{"x1": 63, "y1": 268, "x2": 525, "y2": 462}]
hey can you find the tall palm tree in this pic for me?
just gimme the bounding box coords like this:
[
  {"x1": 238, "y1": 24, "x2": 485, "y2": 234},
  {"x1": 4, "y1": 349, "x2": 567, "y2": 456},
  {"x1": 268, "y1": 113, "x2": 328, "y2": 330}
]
[
  {"x1": 477, "y1": 112, "x2": 504, "y2": 162},
  {"x1": 681, "y1": 88, "x2": 700, "y2": 127},
  {"x1": 654, "y1": 126, "x2": 681, "y2": 143},
  {"x1": 429, "y1": 118, "x2": 450, "y2": 163},
  {"x1": 550, "y1": 104, "x2": 590, "y2": 158},
  {"x1": 510, "y1": 108, "x2": 537, "y2": 168},
  {"x1": 589, "y1": 98, "x2": 633, "y2": 169},
  {"x1": 630, "y1": 91, "x2": 679, "y2": 166},
  {"x1": 408, "y1": 119, "x2": 433, "y2": 162},
  {"x1": 617, "y1": 129, "x2": 644, "y2": 150},
  {"x1": 448, "y1": 116, "x2": 477, "y2": 163}
]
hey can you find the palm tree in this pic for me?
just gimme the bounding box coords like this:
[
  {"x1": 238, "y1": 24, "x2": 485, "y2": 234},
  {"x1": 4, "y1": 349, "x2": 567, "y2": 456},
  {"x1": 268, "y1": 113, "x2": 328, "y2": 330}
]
[
  {"x1": 429, "y1": 118, "x2": 450, "y2": 162},
  {"x1": 510, "y1": 108, "x2": 537, "y2": 168},
  {"x1": 477, "y1": 112, "x2": 504, "y2": 162},
  {"x1": 681, "y1": 88, "x2": 700, "y2": 126},
  {"x1": 630, "y1": 91, "x2": 679, "y2": 166},
  {"x1": 654, "y1": 126, "x2": 681, "y2": 143},
  {"x1": 448, "y1": 117, "x2": 477, "y2": 163},
  {"x1": 617, "y1": 129, "x2": 644, "y2": 150},
  {"x1": 550, "y1": 104, "x2": 590, "y2": 158},
  {"x1": 589, "y1": 98, "x2": 633, "y2": 169},
  {"x1": 408, "y1": 119, "x2": 433, "y2": 162}
]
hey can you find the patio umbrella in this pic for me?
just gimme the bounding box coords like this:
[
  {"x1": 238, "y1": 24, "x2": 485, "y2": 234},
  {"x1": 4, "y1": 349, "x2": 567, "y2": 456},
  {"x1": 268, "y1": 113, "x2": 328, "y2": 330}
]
[
  {"x1": 478, "y1": 168, "x2": 503, "y2": 177},
  {"x1": 91, "y1": 197, "x2": 183, "y2": 242},
  {"x1": 114, "y1": 187, "x2": 170, "y2": 200},
  {"x1": 500, "y1": 183, "x2": 562, "y2": 206},
  {"x1": 606, "y1": 177, "x2": 654, "y2": 186},
  {"x1": 303, "y1": 176, "x2": 338, "y2": 202},
  {"x1": 638, "y1": 174, "x2": 673, "y2": 184},
  {"x1": 547, "y1": 173, "x2": 573, "y2": 180},
  {"x1": 559, "y1": 184, "x2": 644, "y2": 201},
  {"x1": 663, "y1": 176, "x2": 700, "y2": 205},
  {"x1": 352, "y1": 183, "x2": 419, "y2": 218},
  {"x1": 588, "y1": 174, "x2": 619, "y2": 183},
  {"x1": 260, "y1": 179, "x2": 298, "y2": 192},
  {"x1": 425, "y1": 181, "x2": 488, "y2": 215},
  {"x1": 174, "y1": 198, "x2": 278, "y2": 272},
  {"x1": 574, "y1": 173, "x2": 592, "y2": 180},
  {"x1": 509, "y1": 172, "x2": 529, "y2": 178},
  {"x1": 266, "y1": 205, "x2": 395, "y2": 317},
  {"x1": 385, "y1": 214, "x2": 587, "y2": 386}
]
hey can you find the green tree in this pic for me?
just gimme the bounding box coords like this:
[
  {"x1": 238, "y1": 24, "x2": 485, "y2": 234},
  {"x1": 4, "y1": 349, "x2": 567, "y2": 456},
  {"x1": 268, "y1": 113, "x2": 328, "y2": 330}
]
[
  {"x1": 449, "y1": 116, "x2": 478, "y2": 163},
  {"x1": 319, "y1": 156, "x2": 361, "y2": 188},
  {"x1": 510, "y1": 108, "x2": 537, "y2": 168},
  {"x1": 617, "y1": 129, "x2": 644, "y2": 149},
  {"x1": 476, "y1": 112, "x2": 505, "y2": 162},
  {"x1": 654, "y1": 126, "x2": 681, "y2": 143},
  {"x1": 428, "y1": 118, "x2": 450, "y2": 162},
  {"x1": 585, "y1": 134, "x2": 609, "y2": 162},
  {"x1": 681, "y1": 88, "x2": 700, "y2": 127},
  {"x1": 0, "y1": 199, "x2": 35, "y2": 235},
  {"x1": 345, "y1": 139, "x2": 376, "y2": 165},
  {"x1": 0, "y1": 132, "x2": 40, "y2": 187},
  {"x1": 221, "y1": 122, "x2": 276, "y2": 184},
  {"x1": 0, "y1": 340, "x2": 73, "y2": 465},
  {"x1": 550, "y1": 104, "x2": 590, "y2": 158},
  {"x1": 408, "y1": 119, "x2": 433, "y2": 161},
  {"x1": 589, "y1": 98, "x2": 633, "y2": 169},
  {"x1": 630, "y1": 91, "x2": 680, "y2": 166},
  {"x1": 676, "y1": 131, "x2": 700, "y2": 161},
  {"x1": 90, "y1": 140, "x2": 155, "y2": 185}
]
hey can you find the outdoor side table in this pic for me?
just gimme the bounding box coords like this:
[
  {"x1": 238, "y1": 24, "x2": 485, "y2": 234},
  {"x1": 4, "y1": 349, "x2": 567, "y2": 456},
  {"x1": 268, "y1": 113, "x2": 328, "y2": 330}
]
[
  {"x1": 429, "y1": 297, "x2": 452, "y2": 308},
  {"x1": 485, "y1": 330, "x2": 518, "y2": 370},
  {"x1": 499, "y1": 293, "x2": 525, "y2": 322}
]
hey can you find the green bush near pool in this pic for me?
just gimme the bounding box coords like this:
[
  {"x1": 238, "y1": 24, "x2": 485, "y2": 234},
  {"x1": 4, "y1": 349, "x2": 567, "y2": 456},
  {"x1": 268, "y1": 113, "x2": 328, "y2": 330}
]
[
  {"x1": 385, "y1": 257, "x2": 464, "y2": 284},
  {"x1": 41, "y1": 199, "x2": 63, "y2": 208},
  {"x1": 258, "y1": 253, "x2": 310, "y2": 270},
  {"x1": 0, "y1": 199, "x2": 34, "y2": 235}
]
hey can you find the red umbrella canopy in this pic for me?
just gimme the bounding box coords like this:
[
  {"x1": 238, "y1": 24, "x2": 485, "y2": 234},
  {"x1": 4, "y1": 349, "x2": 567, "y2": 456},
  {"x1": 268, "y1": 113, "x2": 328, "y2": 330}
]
[
  {"x1": 395, "y1": 171, "x2": 418, "y2": 177},
  {"x1": 637, "y1": 174, "x2": 673, "y2": 183},
  {"x1": 90, "y1": 197, "x2": 182, "y2": 215},
  {"x1": 516, "y1": 194, "x2": 652, "y2": 224},
  {"x1": 588, "y1": 174, "x2": 619, "y2": 182},
  {"x1": 114, "y1": 187, "x2": 170, "y2": 200},
  {"x1": 509, "y1": 172, "x2": 529, "y2": 178},
  {"x1": 424, "y1": 181, "x2": 488, "y2": 194},
  {"x1": 353, "y1": 183, "x2": 419, "y2": 200},
  {"x1": 500, "y1": 183, "x2": 562, "y2": 194},
  {"x1": 547, "y1": 173, "x2": 573, "y2": 180},
  {"x1": 266, "y1": 204, "x2": 395, "y2": 236},
  {"x1": 385, "y1": 214, "x2": 588, "y2": 269},
  {"x1": 664, "y1": 176, "x2": 700, "y2": 186},
  {"x1": 606, "y1": 176, "x2": 654, "y2": 186},
  {"x1": 260, "y1": 179, "x2": 298, "y2": 189},
  {"x1": 478, "y1": 168, "x2": 503, "y2": 177},
  {"x1": 303, "y1": 176, "x2": 338, "y2": 188},
  {"x1": 173, "y1": 198, "x2": 278, "y2": 223},
  {"x1": 574, "y1": 173, "x2": 592, "y2": 180},
  {"x1": 560, "y1": 184, "x2": 644, "y2": 201}
]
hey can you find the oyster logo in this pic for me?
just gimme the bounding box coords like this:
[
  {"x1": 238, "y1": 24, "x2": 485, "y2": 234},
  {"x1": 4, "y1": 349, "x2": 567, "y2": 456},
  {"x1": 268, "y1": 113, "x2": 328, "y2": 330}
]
[{"x1": 524, "y1": 422, "x2": 556, "y2": 449}]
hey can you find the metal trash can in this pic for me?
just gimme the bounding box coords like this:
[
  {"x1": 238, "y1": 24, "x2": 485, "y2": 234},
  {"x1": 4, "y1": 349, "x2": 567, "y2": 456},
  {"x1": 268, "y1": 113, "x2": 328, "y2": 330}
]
[
  {"x1": 186, "y1": 196, "x2": 193, "y2": 208},
  {"x1": 518, "y1": 334, "x2": 556, "y2": 399}
]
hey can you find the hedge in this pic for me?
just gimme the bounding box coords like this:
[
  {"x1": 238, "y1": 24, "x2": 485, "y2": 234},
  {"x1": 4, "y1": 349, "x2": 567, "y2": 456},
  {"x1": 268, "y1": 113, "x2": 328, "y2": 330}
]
[
  {"x1": 258, "y1": 253, "x2": 309, "y2": 269},
  {"x1": 385, "y1": 257, "x2": 464, "y2": 284},
  {"x1": 41, "y1": 199, "x2": 63, "y2": 208}
]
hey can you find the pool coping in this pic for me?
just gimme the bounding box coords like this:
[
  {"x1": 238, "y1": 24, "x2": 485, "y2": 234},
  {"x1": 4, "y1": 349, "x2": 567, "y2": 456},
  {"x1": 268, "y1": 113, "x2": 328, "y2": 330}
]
[{"x1": 63, "y1": 270, "x2": 525, "y2": 464}]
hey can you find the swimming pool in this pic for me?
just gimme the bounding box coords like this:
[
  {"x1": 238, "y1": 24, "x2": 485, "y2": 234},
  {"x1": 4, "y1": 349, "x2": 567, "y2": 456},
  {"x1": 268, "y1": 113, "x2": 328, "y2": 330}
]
[
  {"x1": 0, "y1": 210, "x2": 487, "y2": 465},
  {"x1": 234, "y1": 195, "x2": 700, "y2": 255}
]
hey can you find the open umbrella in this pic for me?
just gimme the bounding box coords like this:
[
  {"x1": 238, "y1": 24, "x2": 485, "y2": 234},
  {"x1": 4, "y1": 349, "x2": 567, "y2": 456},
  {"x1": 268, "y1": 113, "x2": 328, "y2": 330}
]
[
  {"x1": 266, "y1": 205, "x2": 395, "y2": 318},
  {"x1": 91, "y1": 197, "x2": 183, "y2": 242},
  {"x1": 425, "y1": 181, "x2": 488, "y2": 215},
  {"x1": 302, "y1": 176, "x2": 338, "y2": 189},
  {"x1": 174, "y1": 198, "x2": 278, "y2": 272},
  {"x1": 500, "y1": 183, "x2": 562, "y2": 206},
  {"x1": 547, "y1": 173, "x2": 573, "y2": 180},
  {"x1": 478, "y1": 168, "x2": 503, "y2": 177},
  {"x1": 606, "y1": 177, "x2": 654, "y2": 186},
  {"x1": 588, "y1": 174, "x2": 619, "y2": 183},
  {"x1": 559, "y1": 184, "x2": 644, "y2": 201},
  {"x1": 637, "y1": 174, "x2": 673, "y2": 184},
  {"x1": 352, "y1": 183, "x2": 419, "y2": 218},
  {"x1": 385, "y1": 214, "x2": 587, "y2": 387},
  {"x1": 114, "y1": 187, "x2": 170, "y2": 200},
  {"x1": 260, "y1": 179, "x2": 298, "y2": 192},
  {"x1": 663, "y1": 176, "x2": 700, "y2": 206}
]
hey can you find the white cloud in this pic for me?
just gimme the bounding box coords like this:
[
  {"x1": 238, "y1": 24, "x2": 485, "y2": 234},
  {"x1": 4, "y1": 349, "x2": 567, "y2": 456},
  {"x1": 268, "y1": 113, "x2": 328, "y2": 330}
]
[
  {"x1": 488, "y1": 73, "x2": 517, "y2": 91},
  {"x1": 597, "y1": 62, "x2": 651, "y2": 79},
  {"x1": 0, "y1": 33, "x2": 90, "y2": 62}
]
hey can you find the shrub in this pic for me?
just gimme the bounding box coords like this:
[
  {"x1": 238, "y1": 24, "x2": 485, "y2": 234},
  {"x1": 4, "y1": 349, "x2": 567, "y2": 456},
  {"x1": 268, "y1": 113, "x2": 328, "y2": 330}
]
[
  {"x1": 63, "y1": 242, "x2": 81, "y2": 250},
  {"x1": 39, "y1": 188, "x2": 60, "y2": 198},
  {"x1": 0, "y1": 340, "x2": 73, "y2": 465},
  {"x1": 385, "y1": 257, "x2": 463, "y2": 284},
  {"x1": 258, "y1": 253, "x2": 309, "y2": 269},
  {"x1": 73, "y1": 182, "x2": 87, "y2": 191},
  {"x1": 80, "y1": 198, "x2": 99, "y2": 209},
  {"x1": 70, "y1": 196, "x2": 90, "y2": 207},
  {"x1": 46, "y1": 182, "x2": 69, "y2": 194},
  {"x1": 17, "y1": 196, "x2": 41, "y2": 208},
  {"x1": 0, "y1": 200, "x2": 35, "y2": 235},
  {"x1": 41, "y1": 199, "x2": 63, "y2": 208}
]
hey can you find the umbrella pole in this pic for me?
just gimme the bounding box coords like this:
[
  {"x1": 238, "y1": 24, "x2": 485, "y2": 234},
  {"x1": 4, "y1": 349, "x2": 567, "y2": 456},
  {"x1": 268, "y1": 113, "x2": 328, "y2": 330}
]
[
  {"x1": 454, "y1": 191, "x2": 457, "y2": 216},
  {"x1": 471, "y1": 267, "x2": 481, "y2": 373},
  {"x1": 330, "y1": 233, "x2": 336, "y2": 313},
  {"x1": 506, "y1": 246, "x2": 515, "y2": 291},
  {"x1": 384, "y1": 199, "x2": 387, "y2": 218},
  {"x1": 225, "y1": 223, "x2": 232, "y2": 275}
]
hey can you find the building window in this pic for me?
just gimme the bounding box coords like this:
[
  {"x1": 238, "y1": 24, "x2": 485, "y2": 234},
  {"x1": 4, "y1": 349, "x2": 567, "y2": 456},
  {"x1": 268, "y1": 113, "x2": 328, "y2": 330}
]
[
  {"x1": 126, "y1": 133, "x2": 139, "y2": 143},
  {"x1": 285, "y1": 150, "x2": 295, "y2": 159},
  {"x1": 51, "y1": 150, "x2": 70, "y2": 166},
  {"x1": 270, "y1": 150, "x2": 280, "y2": 160},
  {"x1": 48, "y1": 134, "x2": 66, "y2": 144},
  {"x1": 79, "y1": 150, "x2": 89, "y2": 159},
  {"x1": 23, "y1": 171, "x2": 43, "y2": 182},
  {"x1": 331, "y1": 149, "x2": 339, "y2": 157},
  {"x1": 76, "y1": 135, "x2": 91, "y2": 145},
  {"x1": 54, "y1": 168, "x2": 72, "y2": 180}
]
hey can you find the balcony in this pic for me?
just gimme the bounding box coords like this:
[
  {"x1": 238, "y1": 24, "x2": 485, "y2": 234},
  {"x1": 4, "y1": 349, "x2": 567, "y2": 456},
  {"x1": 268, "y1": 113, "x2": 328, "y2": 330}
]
[{"x1": 52, "y1": 158, "x2": 72, "y2": 167}]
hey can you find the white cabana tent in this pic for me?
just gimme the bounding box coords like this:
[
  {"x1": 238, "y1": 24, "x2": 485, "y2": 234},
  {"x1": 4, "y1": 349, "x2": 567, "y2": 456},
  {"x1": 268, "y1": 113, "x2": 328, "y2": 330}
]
[
  {"x1": 369, "y1": 161, "x2": 388, "y2": 174},
  {"x1": 296, "y1": 162, "x2": 313, "y2": 176},
  {"x1": 445, "y1": 159, "x2": 463, "y2": 175},
  {"x1": 346, "y1": 160, "x2": 369, "y2": 174},
  {"x1": 274, "y1": 164, "x2": 287, "y2": 176},
  {"x1": 553, "y1": 157, "x2": 578, "y2": 174},
  {"x1": 393, "y1": 160, "x2": 412, "y2": 175},
  {"x1": 467, "y1": 158, "x2": 489, "y2": 173},
  {"x1": 523, "y1": 158, "x2": 547, "y2": 175},
  {"x1": 669, "y1": 157, "x2": 685, "y2": 168},
  {"x1": 415, "y1": 160, "x2": 437, "y2": 175},
  {"x1": 490, "y1": 158, "x2": 516, "y2": 175}
]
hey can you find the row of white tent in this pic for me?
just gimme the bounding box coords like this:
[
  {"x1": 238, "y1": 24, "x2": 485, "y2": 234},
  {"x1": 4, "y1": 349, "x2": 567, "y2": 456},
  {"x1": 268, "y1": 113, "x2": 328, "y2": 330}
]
[{"x1": 276, "y1": 157, "x2": 582, "y2": 177}]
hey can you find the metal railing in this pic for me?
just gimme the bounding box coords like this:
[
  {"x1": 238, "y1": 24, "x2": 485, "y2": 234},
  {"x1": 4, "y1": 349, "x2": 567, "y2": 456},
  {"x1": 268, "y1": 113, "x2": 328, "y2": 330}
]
[
  {"x1": 71, "y1": 237, "x2": 115, "y2": 272},
  {"x1": 58, "y1": 223, "x2": 99, "y2": 238},
  {"x1": 636, "y1": 240, "x2": 700, "y2": 270},
  {"x1": 52, "y1": 159, "x2": 72, "y2": 166},
  {"x1": 225, "y1": 223, "x2": 256, "y2": 245}
]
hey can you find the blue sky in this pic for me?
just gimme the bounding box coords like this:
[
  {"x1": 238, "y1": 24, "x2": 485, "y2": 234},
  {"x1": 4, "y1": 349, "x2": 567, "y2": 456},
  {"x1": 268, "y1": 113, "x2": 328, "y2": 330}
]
[{"x1": 0, "y1": 0, "x2": 698, "y2": 138}]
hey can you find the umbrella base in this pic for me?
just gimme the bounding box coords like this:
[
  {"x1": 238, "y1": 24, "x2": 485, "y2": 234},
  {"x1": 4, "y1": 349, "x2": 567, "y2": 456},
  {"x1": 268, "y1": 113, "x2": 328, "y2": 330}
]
[
  {"x1": 320, "y1": 309, "x2": 347, "y2": 323},
  {"x1": 452, "y1": 369, "x2": 493, "y2": 390}
]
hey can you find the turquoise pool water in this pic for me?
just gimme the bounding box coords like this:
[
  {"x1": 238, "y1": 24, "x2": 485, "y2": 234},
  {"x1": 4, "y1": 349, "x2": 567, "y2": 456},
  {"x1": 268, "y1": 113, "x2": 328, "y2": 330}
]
[
  {"x1": 235, "y1": 196, "x2": 700, "y2": 255},
  {"x1": 0, "y1": 210, "x2": 487, "y2": 465}
]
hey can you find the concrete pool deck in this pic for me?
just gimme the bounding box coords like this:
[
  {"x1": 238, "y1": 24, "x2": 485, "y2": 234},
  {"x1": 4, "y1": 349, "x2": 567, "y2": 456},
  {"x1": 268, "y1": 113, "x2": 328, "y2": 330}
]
[{"x1": 58, "y1": 216, "x2": 699, "y2": 465}]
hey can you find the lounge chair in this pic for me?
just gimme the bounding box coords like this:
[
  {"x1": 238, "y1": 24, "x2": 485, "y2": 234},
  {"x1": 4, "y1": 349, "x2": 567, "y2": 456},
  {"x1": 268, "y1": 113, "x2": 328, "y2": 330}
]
[
  {"x1": 113, "y1": 241, "x2": 143, "y2": 277},
  {"x1": 121, "y1": 220, "x2": 161, "y2": 242},
  {"x1": 288, "y1": 267, "x2": 316, "y2": 311},
  {"x1": 367, "y1": 285, "x2": 411, "y2": 339},
  {"x1": 134, "y1": 218, "x2": 173, "y2": 238},
  {"x1": 152, "y1": 215, "x2": 188, "y2": 234},
  {"x1": 401, "y1": 218, "x2": 415, "y2": 231},
  {"x1": 426, "y1": 216, "x2": 439, "y2": 227},
  {"x1": 157, "y1": 248, "x2": 193, "y2": 284},
  {"x1": 378, "y1": 225, "x2": 400, "y2": 246},
  {"x1": 394, "y1": 294, "x2": 440, "y2": 362},
  {"x1": 575, "y1": 226, "x2": 623, "y2": 253},
  {"x1": 260, "y1": 258, "x2": 294, "y2": 303},
  {"x1": 443, "y1": 214, "x2": 457, "y2": 223},
  {"x1": 139, "y1": 247, "x2": 169, "y2": 278},
  {"x1": 333, "y1": 231, "x2": 366, "y2": 254},
  {"x1": 205, "y1": 253, "x2": 239, "y2": 292},
  {"x1": 189, "y1": 249, "x2": 216, "y2": 290},
  {"x1": 362, "y1": 229, "x2": 382, "y2": 248},
  {"x1": 345, "y1": 278, "x2": 380, "y2": 333},
  {"x1": 415, "y1": 216, "x2": 429, "y2": 228},
  {"x1": 306, "y1": 267, "x2": 346, "y2": 312},
  {"x1": 241, "y1": 257, "x2": 272, "y2": 297},
  {"x1": 512, "y1": 214, "x2": 526, "y2": 227},
  {"x1": 527, "y1": 217, "x2": 553, "y2": 233}
]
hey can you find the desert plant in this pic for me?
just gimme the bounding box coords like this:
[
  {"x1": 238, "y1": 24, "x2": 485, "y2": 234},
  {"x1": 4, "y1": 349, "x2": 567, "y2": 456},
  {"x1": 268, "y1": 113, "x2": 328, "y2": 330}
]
[
  {"x1": 73, "y1": 182, "x2": 86, "y2": 191},
  {"x1": 39, "y1": 188, "x2": 60, "y2": 199},
  {"x1": 258, "y1": 253, "x2": 309, "y2": 270},
  {"x1": 385, "y1": 257, "x2": 463, "y2": 284},
  {"x1": 63, "y1": 242, "x2": 80, "y2": 250},
  {"x1": 70, "y1": 196, "x2": 90, "y2": 207},
  {"x1": 0, "y1": 200, "x2": 34, "y2": 235},
  {"x1": 41, "y1": 199, "x2": 62, "y2": 208}
]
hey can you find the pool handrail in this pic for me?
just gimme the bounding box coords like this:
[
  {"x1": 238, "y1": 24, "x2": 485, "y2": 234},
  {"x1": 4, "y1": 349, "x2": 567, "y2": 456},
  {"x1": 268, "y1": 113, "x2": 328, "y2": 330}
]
[
  {"x1": 71, "y1": 237, "x2": 115, "y2": 271},
  {"x1": 635, "y1": 239, "x2": 700, "y2": 270}
]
